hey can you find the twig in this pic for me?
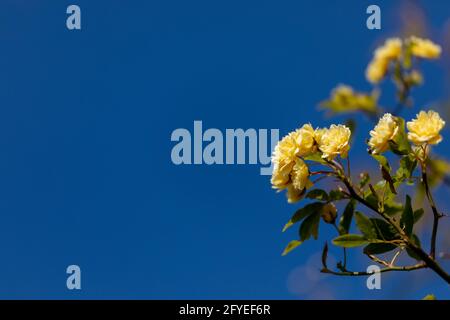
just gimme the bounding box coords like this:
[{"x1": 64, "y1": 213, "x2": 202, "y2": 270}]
[
  {"x1": 367, "y1": 254, "x2": 390, "y2": 267},
  {"x1": 321, "y1": 263, "x2": 426, "y2": 276},
  {"x1": 421, "y1": 163, "x2": 443, "y2": 259}
]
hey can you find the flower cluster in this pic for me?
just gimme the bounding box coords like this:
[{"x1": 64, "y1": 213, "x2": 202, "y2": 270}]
[
  {"x1": 275, "y1": 34, "x2": 450, "y2": 288},
  {"x1": 368, "y1": 110, "x2": 445, "y2": 155},
  {"x1": 366, "y1": 36, "x2": 441, "y2": 84},
  {"x1": 271, "y1": 124, "x2": 351, "y2": 203}
]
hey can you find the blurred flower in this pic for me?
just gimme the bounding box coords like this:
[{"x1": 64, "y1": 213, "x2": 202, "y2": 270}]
[
  {"x1": 366, "y1": 58, "x2": 389, "y2": 84},
  {"x1": 368, "y1": 113, "x2": 399, "y2": 154},
  {"x1": 407, "y1": 110, "x2": 445, "y2": 145},
  {"x1": 366, "y1": 38, "x2": 402, "y2": 84},
  {"x1": 409, "y1": 36, "x2": 441, "y2": 59},
  {"x1": 406, "y1": 70, "x2": 423, "y2": 86},
  {"x1": 375, "y1": 38, "x2": 403, "y2": 60},
  {"x1": 317, "y1": 125, "x2": 351, "y2": 160},
  {"x1": 320, "y1": 85, "x2": 378, "y2": 113}
]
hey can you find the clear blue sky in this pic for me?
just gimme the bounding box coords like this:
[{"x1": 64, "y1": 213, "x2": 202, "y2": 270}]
[{"x1": 0, "y1": 0, "x2": 449, "y2": 299}]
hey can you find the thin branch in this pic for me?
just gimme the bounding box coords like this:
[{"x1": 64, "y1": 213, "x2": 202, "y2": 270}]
[
  {"x1": 367, "y1": 254, "x2": 390, "y2": 267},
  {"x1": 321, "y1": 263, "x2": 426, "y2": 277},
  {"x1": 421, "y1": 161, "x2": 443, "y2": 259},
  {"x1": 389, "y1": 250, "x2": 402, "y2": 267}
]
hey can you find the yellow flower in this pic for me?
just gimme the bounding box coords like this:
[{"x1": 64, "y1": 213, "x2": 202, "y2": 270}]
[
  {"x1": 314, "y1": 127, "x2": 327, "y2": 146},
  {"x1": 407, "y1": 110, "x2": 445, "y2": 145},
  {"x1": 271, "y1": 133, "x2": 298, "y2": 189},
  {"x1": 271, "y1": 129, "x2": 313, "y2": 203},
  {"x1": 374, "y1": 38, "x2": 402, "y2": 60},
  {"x1": 286, "y1": 184, "x2": 304, "y2": 204},
  {"x1": 291, "y1": 158, "x2": 312, "y2": 191},
  {"x1": 271, "y1": 125, "x2": 315, "y2": 190},
  {"x1": 366, "y1": 58, "x2": 389, "y2": 84},
  {"x1": 321, "y1": 85, "x2": 377, "y2": 113},
  {"x1": 317, "y1": 124, "x2": 351, "y2": 160},
  {"x1": 409, "y1": 36, "x2": 441, "y2": 59},
  {"x1": 368, "y1": 113, "x2": 399, "y2": 154},
  {"x1": 293, "y1": 124, "x2": 316, "y2": 157},
  {"x1": 366, "y1": 38, "x2": 402, "y2": 84},
  {"x1": 283, "y1": 158, "x2": 312, "y2": 203}
]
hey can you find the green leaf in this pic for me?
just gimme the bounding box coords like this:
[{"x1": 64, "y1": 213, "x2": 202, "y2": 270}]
[
  {"x1": 332, "y1": 234, "x2": 369, "y2": 248},
  {"x1": 384, "y1": 202, "x2": 404, "y2": 216},
  {"x1": 381, "y1": 166, "x2": 397, "y2": 194},
  {"x1": 371, "y1": 154, "x2": 390, "y2": 172},
  {"x1": 282, "y1": 240, "x2": 302, "y2": 256},
  {"x1": 359, "y1": 172, "x2": 370, "y2": 189},
  {"x1": 406, "y1": 234, "x2": 422, "y2": 260},
  {"x1": 338, "y1": 200, "x2": 355, "y2": 235},
  {"x1": 345, "y1": 119, "x2": 356, "y2": 141},
  {"x1": 389, "y1": 117, "x2": 411, "y2": 155},
  {"x1": 395, "y1": 156, "x2": 417, "y2": 182},
  {"x1": 304, "y1": 153, "x2": 327, "y2": 165},
  {"x1": 413, "y1": 208, "x2": 424, "y2": 224},
  {"x1": 282, "y1": 202, "x2": 324, "y2": 232},
  {"x1": 306, "y1": 189, "x2": 329, "y2": 202},
  {"x1": 355, "y1": 211, "x2": 377, "y2": 240},
  {"x1": 422, "y1": 294, "x2": 437, "y2": 300},
  {"x1": 400, "y1": 195, "x2": 414, "y2": 236},
  {"x1": 329, "y1": 189, "x2": 346, "y2": 201},
  {"x1": 364, "y1": 243, "x2": 397, "y2": 255},
  {"x1": 370, "y1": 218, "x2": 399, "y2": 241},
  {"x1": 299, "y1": 211, "x2": 321, "y2": 241},
  {"x1": 426, "y1": 158, "x2": 450, "y2": 188},
  {"x1": 371, "y1": 155, "x2": 396, "y2": 194}
]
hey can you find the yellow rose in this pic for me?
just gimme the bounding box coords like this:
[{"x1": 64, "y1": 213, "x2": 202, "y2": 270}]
[
  {"x1": 368, "y1": 113, "x2": 399, "y2": 154},
  {"x1": 314, "y1": 127, "x2": 327, "y2": 146},
  {"x1": 271, "y1": 133, "x2": 298, "y2": 189},
  {"x1": 409, "y1": 36, "x2": 441, "y2": 59},
  {"x1": 293, "y1": 124, "x2": 316, "y2": 157},
  {"x1": 318, "y1": 124, "x2": 351, "y2": 160},
  {"x1": 291, "y1": 158, "x2": 312, "y2": 191},
  {"x1": 271, "y1": 131, "x2": 313, "y2": 203},
  {"x1": 407, "y1": 110, "x2": 445, "y2": 145},
  {"x1": 271, "y1": 125, "x2": 315, "y2": 190}
]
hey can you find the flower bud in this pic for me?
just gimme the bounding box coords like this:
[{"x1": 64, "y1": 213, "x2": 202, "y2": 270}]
[{"x1": 321, "y1": 203, "x2": 337, "y2": 224}]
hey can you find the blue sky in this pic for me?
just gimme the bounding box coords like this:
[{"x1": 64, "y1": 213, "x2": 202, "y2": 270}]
[{"x1": 0, "y1": 0, "x2": 449, "y2": 299}]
